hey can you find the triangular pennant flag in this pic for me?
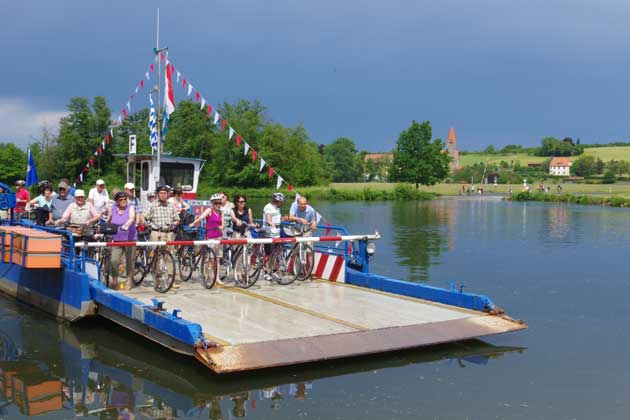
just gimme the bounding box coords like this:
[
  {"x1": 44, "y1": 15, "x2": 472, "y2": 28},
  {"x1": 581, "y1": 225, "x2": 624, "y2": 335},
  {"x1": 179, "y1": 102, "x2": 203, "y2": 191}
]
[
  {"x1": 229, "y1": 127, "x2": 235, "y2": 140},
  {"x1": 200, "y1": 97, "x2": 206, "y2": 110},
  {"x1": 259, "y1": 158, "x2": 266, "y2": 172},
  {"x1": 236, "y1": 134, "x2": 242, "y2": 146},
  {"x1": 213, "y1": 112, "x2": 220, "y2": 125},
  {"x1": 135, "y1": 86, "x2": 139, "y2": 94},
  {"x1": 126, "y1": 101, "x2": 131, "y2": 112},
  {"x1": 244, "y1": 142, "x2": 250, "y2": 155},
  {"x1": 118, "y1": 115, "x2": 122, "y2": 125},
  {"x1": 109, "y1": 128, "x2": 114, "y2": 138},
  {"x1": 122, "y1": 109, "x2": 127, "y2": 119},
  {"x1": 176, "y1": 72, "x2": 181, "y2": 83},
  {"x1": 82, "y1": 166, "x2": 89, "y2": 173},
  {"x1": 89, "y1": 157, "x2": 94, "y2": 166},
  {"x1": 221, "y1": 118, "x2": 227, "y2": 131},
  {"x1": 182, "y1": 78, "x2": 187, "y2": 88},
  {"x1": 105, "y1": 134, "x2": 111, "y2": 145},
  {"x1": 130, "y1": 94, "x2": 135, "y2": 100},
  {"x1": 287, "y1": 184, "x2": 293, "y2": 191},
  {"x1": 206, "y1": 104, "x2": 212, "y2": 116},
  {"x1": 97, "y1": 145, "x2": 103, "y2": 156},
  {"x1": 149, "y1": 94, "x2": 154, "y2": 106},
  {"x1": 145, "y1": 71, "x2": 150, "y2": 80},
  {"x1": 195, "y1": 91, "x2": 200, "y2": 102},
  {"x1": 252, "y1": 150, "x2": 257, "y2": 162},
  {"x1": 276, "y1": 176, "x2": 283, "y2": 190},
  {"x1": 187, "y1": 84, "x2": 193, "y2": 96},
  {"x1": 101, "y1": 140, "x2": 105, "y2": 150},
  {"x1": 150, "y1": 63, "x2": 155, "y2": 73},
  {"x1": 140, "y1": 79, "x2": 144, "y2": 89},
  {"x1": 268, "y1": 166, "x2": 274, "y2": 179},
  {"x1": 79, "y1": 173, "x2": 83, "y2": 182}
]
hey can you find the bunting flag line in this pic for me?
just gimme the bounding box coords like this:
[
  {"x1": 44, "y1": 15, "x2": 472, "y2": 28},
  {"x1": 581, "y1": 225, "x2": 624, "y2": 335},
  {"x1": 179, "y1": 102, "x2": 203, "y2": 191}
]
[
  {"x1": 244, "y1": 142, "x2": 250, "y2": 155},
  {"x1": 221, "y1": 118, "x2": 227, "y2": 131},
  {"x1": 126, "y1": 101, "x2": 131, "y2": 112},
  {"x1": 140, "y1": 79, "x2": 144, "y2": 88},
  {"x1": 276, "y1": 176, "x2": 283, "y2": 190},
  {"x1": 150, "y1": 63, "x2": 155, "y2": 73},
  {"x1": 236, "y1": 134, "x2": 242, "y2": 146},
  {"x1": 195, "y1": 91, "x2": 201, "y2": 102},
  {"x1": 177, "y1": 72, "x2": 181, "y2": 83},
  {"x1": 135, "y1": 86, "x2": 139, "y2": 94},
  {"x1": 252, "y1": 150, "x2": 257, "y2": 162},
  {"x1": 206, "y1": 104, "x2": 212, "y2": 116},
  {"x1": 187, "y1": 84, "x2": 193, "y2": 96},
  {"x1": 268, "y1": 166, "x2": 274, "y2": 179},
  {"x1": 200, "y1": 97, "x2": 206, "y2": 110},
  {"x1": 145, "y1": 71, "x2": 150, "y2": 80},
  {"x1": 182, "y1": 77, "x2": 187, "y2": 88},
  {"x1": 229, "y1": 127, "x2": 235, "y2": 140},
  {"x1": 260, "y1": 158, "x2": 266, "y2": 172},
  {"x1": 213, "y1": 112, "x2": 220, "y2": 125}
]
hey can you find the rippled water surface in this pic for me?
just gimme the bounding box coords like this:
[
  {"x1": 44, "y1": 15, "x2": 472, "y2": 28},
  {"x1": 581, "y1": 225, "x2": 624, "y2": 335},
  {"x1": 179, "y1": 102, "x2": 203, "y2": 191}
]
[{"x1": 1, "y1": 197, "x2": 629, "y2": 419}]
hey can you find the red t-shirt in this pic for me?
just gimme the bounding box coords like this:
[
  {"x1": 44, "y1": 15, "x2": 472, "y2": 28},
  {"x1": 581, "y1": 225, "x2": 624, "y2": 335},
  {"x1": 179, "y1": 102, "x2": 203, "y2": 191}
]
[{"x1": 15, "y1": 189, "x2": 29, "y2": 213}]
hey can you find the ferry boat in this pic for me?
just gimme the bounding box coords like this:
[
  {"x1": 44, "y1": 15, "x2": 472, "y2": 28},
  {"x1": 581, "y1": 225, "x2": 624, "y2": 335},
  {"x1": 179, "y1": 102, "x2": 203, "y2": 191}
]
[{"x1": 0, "y1": 174, "x2": 526, "y2": 373}]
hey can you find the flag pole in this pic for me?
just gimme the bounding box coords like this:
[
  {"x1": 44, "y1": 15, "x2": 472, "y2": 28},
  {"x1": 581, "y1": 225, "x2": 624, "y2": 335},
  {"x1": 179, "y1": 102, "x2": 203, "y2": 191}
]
[{"x1": 156, "y1": 8, "x2": 161, "y2": 191}]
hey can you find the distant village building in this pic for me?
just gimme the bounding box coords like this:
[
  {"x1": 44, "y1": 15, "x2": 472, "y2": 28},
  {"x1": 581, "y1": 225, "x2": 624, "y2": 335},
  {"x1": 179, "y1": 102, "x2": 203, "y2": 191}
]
[
  {"x1": 446, "y1": 127, "x2": 461, "y2": 172},
  {"x1": 549, "y1": 157, "x2": 572, "y2": 176},
  {"x1": 363, "y1": 153, "x2": 392, "y2": 181}
]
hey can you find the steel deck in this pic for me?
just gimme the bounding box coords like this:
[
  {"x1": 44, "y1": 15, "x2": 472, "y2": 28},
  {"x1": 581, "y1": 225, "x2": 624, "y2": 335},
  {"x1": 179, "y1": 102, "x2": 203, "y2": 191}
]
[{"x1": 119, "y1": 276, "x2": 525, "y2": 373}]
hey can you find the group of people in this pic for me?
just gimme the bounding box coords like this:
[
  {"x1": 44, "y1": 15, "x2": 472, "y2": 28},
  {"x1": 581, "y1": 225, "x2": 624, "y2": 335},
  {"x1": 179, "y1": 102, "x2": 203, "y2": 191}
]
[{"x1": 9, "y1": 178, "x2": 319, "y2": 290}]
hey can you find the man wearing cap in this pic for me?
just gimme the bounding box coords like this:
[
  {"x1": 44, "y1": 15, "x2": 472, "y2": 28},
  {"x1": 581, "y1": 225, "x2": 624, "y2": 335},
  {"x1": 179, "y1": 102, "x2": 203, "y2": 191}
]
[
  {"x1": 14, "y1": 180, "x2": 29, "y2": 216},
  {"x1": 88, "y1": 179, "x2": 109, "y2": 220},
  {"x1": 124, "y1": 182, "x2": 143, "y2": 225},
  {"x1": 56, "y1": 189, "x2": 99, "y2": 226},
  {"x1": 49, "y1": 181, "x2": 73, "y2": 223}
]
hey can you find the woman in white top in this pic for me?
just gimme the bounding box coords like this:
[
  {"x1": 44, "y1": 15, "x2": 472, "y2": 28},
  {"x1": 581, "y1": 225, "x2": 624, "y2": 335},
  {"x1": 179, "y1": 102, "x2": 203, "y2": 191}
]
[{"x1": 167, "y1": 187, "x2": 190, "y2": 214}]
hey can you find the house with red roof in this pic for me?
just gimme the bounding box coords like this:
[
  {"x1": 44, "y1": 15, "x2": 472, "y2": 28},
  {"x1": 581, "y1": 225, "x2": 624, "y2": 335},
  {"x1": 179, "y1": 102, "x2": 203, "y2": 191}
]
[{"x1": 549, "y1": 157, "x2": 572, "y2": 176}]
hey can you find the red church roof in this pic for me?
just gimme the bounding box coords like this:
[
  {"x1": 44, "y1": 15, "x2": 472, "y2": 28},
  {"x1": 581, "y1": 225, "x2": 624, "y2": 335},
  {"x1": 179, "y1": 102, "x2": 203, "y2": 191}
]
[{"x1": 447, "y1": 127, "x2": 456, "y2": 145}]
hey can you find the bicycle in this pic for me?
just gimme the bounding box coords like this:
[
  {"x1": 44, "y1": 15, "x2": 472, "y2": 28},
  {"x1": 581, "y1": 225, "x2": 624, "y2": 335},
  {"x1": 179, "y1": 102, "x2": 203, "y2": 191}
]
[
  {"x1": 218, "y1": 229, "x2": 259, "y2": 289},
  {"x1": 288, "y1": 223, "x2": 315, "y2": 281},
  {"x1": 129, "y1": 225, "x2": 176, "y2": 293},
  {"x1": 248, "y1": 226, "x2": 296, "y2": 286},
  {"x1": 174, "y1": 225, "x2": 218, "y2": 289}
]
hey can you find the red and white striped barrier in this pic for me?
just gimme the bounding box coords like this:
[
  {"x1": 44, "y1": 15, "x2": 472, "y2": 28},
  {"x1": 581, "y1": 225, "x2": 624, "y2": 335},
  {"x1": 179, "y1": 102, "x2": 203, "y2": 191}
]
[
  {"x1": 74, "y1": 234, "x2": 380, "y2": 248},
  {"x1": 313, "y1": 252, "x2": 346, "y2": 283}
]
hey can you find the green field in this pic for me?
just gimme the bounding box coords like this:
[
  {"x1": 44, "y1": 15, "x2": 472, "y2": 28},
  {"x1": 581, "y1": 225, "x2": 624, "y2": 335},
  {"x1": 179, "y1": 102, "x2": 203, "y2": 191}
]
[{"x1": 460, "y1": 146, "x2": 630, "y2": 167}]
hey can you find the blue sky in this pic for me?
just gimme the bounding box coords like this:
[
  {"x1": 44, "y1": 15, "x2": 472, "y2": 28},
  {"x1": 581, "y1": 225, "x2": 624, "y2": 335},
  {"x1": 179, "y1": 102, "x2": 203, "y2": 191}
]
[{"x1": 2, "y1": 0, "x2": 630, "y2": 152}]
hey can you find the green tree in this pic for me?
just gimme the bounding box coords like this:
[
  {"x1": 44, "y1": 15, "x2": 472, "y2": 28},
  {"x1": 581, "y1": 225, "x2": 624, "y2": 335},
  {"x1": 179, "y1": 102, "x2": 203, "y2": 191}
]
[
  {"x1": 483, "y1": 144, "x2": 496, "y2": 154},
  {"x1": 390, "y1": 121, "x2": 450, "y2": 188},
  {"x1": 572, "y1": 155, "x2": 597, "y2": 176},
  {"x1": 323, "y1": 137, "x2": 362, "y2": 182},
  {"x1": 603, "y1": 170, "x2": 616, "y2": 184},
  {"x1": 0, "y1": 143, "x2": 27, "y2": 185}
]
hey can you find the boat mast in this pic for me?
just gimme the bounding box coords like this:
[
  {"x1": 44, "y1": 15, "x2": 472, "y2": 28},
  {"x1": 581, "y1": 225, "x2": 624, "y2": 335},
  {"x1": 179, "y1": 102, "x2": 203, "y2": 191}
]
[{"x1": 153, "y1": 8, "x2": 168, "y2": 190}]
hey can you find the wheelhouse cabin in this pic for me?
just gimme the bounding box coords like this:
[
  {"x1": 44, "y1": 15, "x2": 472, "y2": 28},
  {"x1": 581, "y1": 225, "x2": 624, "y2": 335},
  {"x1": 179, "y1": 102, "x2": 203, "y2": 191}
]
[{"x1": 115, "y1": 154, "x2": 205, "y2": 202}]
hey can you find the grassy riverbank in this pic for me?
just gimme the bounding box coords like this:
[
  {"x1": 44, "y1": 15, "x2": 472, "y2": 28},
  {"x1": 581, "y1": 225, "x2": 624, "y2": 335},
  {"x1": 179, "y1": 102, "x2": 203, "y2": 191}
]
[
  {"x1": 510, "y1": 191, "x2": 630, "y2": 207},
  {"x1": 199, "y1": 181, "x2": 630, "y2": 202}
]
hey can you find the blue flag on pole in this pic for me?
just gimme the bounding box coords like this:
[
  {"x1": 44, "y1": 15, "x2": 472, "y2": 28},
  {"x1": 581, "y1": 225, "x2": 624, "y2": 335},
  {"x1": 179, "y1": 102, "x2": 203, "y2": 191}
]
[{"x1": 25, "y1": 148, "x2": 39, "y2": 187}]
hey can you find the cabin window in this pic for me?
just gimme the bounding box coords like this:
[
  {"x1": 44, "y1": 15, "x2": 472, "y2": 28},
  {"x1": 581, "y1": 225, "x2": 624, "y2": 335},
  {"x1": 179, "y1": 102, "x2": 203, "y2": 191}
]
[{"x1": 160, "y1": 162, "x2": 194, "y2": 188}]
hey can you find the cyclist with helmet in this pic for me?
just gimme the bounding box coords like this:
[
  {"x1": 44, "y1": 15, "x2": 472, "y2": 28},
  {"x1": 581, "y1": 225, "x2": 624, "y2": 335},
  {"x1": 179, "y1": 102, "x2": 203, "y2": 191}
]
[
  {"x1": 189, "y1": 193, "x2": 224, "y2": 283},
  {"x1": 263, "y1": 192, "x2": 288, "y2": 238},
  {"x1": 106, "y1": 191, "x2": 137, "y2": 290}
]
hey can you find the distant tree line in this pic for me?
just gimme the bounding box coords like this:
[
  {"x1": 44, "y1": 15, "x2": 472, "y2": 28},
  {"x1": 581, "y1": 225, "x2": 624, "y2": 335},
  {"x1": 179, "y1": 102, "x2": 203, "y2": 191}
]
[{"x1": 6, "y1": 97, "x2": 449, "y2": 192}]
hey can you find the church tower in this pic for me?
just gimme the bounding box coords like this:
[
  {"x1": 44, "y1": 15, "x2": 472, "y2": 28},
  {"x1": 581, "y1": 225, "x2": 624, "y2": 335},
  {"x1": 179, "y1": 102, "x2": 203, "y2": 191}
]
[{"x1": 446, "y1": 127, "x2": 461, "y2": 172}]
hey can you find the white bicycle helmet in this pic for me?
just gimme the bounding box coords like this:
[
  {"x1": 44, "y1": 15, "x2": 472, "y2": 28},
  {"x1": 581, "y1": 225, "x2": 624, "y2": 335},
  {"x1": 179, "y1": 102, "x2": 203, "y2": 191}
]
[
  {"x1": 210, "y1": 193, "x2": 223, "y2": 202},
  {"x1": 272, "y1": 192, "x2": 285, "y2": 202}
]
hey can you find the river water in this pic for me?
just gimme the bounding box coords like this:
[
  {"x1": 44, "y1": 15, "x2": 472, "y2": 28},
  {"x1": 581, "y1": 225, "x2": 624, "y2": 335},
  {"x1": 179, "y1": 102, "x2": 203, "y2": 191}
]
[{"x1": 1, "y1": 197, "x2": 628, "y2": 419}]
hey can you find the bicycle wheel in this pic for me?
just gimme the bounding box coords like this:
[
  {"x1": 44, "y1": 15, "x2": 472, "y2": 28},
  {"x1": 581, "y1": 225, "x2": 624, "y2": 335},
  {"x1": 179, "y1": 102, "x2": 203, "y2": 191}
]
[
  {"x1": 237, "y1": 244, "x2": 261, "y2": 289},
  {"x1": 294, "y1": 243, "x2": 314, "y2": 281},
  {"x1": 200, "y1": 246, "x2": 217, "y2": 289},
  {"x1": 131, "y1": 248, "x2": 148, "y2": 285},
  {"x1": 152, "y1": 249, "x2": 175, "y2": 293},
  {"x1": 270, "y1": 247, "x2": 297, "y2": 285},
  {"x1": 219, "y1": 245, "x2": 231, "y2": 283},
  {"x1": 99, "y1": 250, "x2": 111, "y2": 288},
  {"x1": 178, "y1": 246, "x2": 195, "y2": 282}
]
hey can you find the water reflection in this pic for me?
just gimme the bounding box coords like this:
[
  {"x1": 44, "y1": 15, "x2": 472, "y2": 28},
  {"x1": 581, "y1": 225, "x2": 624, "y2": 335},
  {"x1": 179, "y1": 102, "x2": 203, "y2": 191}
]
[
  {"x1": 390, "y1": 200, "x2": 452, "y2": 281},
  {"x1": 0, "y1": 299, "x2": 522, "y2": 419}
]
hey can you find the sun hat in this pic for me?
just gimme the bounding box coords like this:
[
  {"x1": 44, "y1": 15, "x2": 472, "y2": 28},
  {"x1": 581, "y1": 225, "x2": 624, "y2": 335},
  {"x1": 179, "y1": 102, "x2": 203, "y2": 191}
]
[
  {"x1": 74, "y1": 189, "x2": 86, "y2": 197},
  {"x1": 124, "y1": 182, "x2": 135, "y2": 190},
  {"x1": 96, "y1": 179, "x2": 105, "y2": 186},
  {"x1": 58, "y1": 181, "x2": 69, "y2": 190}
]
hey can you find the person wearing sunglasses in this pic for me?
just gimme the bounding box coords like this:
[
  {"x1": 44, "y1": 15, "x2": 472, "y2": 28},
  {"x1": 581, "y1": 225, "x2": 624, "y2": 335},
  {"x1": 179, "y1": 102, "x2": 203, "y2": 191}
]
[
  {"x1": 106, "y1": 191, "x2": 137, "y2": 290},
  {"x1": 190, "y1": 193, "x2": 224, "y2": 283},
  {"x1": 230, "y1": 193, "x2": 255, "y2": 238}
]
